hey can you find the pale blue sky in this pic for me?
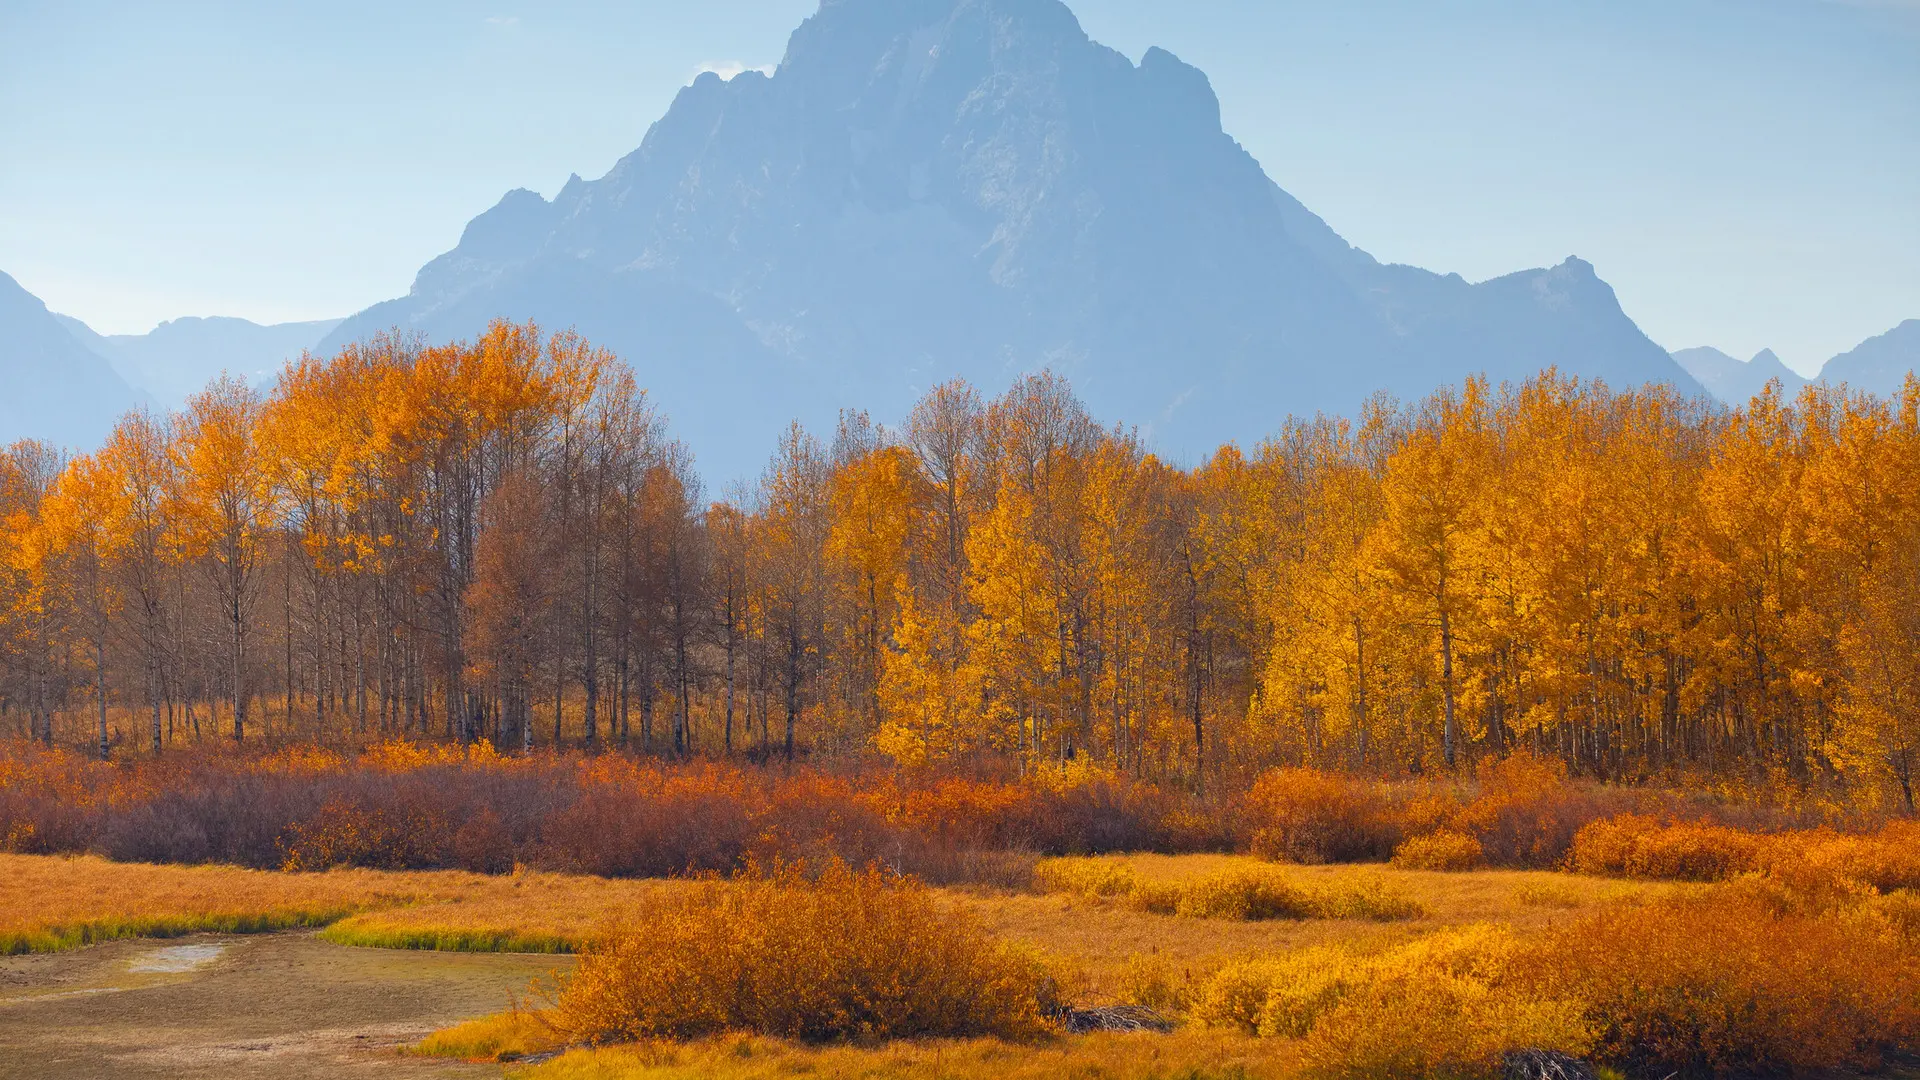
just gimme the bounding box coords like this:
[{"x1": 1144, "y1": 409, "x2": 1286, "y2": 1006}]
[{"x1": 1, "y1": 0, "x2": 1914, "y2": 373}]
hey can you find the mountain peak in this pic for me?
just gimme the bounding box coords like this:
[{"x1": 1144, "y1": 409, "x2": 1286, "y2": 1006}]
[
  {"x1": 456, "y1": 188, "x2": 554, "y2": 258},
  {"x1": 319, "y1": 0, "x2": 1701, "y2": 482},
  {"x1": 1138, "y1": 46, "x2": 1222, "y2": 133}
]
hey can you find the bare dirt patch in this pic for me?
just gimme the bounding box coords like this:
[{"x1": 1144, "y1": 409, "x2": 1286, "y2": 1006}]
[{"x1": 0, "y1": 932, "x2": 569, "y2": 1079}]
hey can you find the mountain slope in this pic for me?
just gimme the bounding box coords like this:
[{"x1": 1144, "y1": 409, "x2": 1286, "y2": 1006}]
[
  {"x1": 1820, "y1": 320, "x2": 1920, "y2": 397},
  {"x1": 0, "y1": 271, "x2": 147, "y2": 450},
  {"x1": 1671, "y1": 346, "x2": 1807, "y2": 406},
  {"x1": 323, "y1": 0, "x2": 1703, "y2": 481},
  {"x1": 58, "y1": 313, "x2": 342, "y2": 408}
]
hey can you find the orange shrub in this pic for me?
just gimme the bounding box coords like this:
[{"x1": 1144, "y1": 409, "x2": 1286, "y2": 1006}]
[
  {"x1": 1534, "y1": 891, "x2": 1920, "y2": 1078},
  {"x1": 1570, "y1": 816, "x2": 1920, "y2": 893},
  {"x1": 1567, "y1": 814, "x2": 1762, "y2": 881},
  {"x1": 1792, "y1": 822, "x2": 1920, "y2": 893},
  {"x1": 550, "y1": 861, "x2": 1057, "y2": 1043},
  {"x1": 1453, "y1": 753, "x2": 1620, "y2": 868},
  {"x1": 1244, "y1": 768, "x2": 1397, "y2": 864}
]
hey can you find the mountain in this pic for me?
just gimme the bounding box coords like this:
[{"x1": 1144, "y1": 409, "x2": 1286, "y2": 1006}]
[
  {"x1": 320, "y1": 0, "x2": 1705, "y2": 482},
  {"x1": 0, "y1": 272, "x2": 147, "y2": 450},
  {"x1": 58, "y1": 313, "x2": 342, "y2": 409},
  {"x1": 1670, "y1": 346, "x2": 1807, "y2": 406},
  {"x1": 1819, "y1": 320, "x2": 1920, "y2": 398}
]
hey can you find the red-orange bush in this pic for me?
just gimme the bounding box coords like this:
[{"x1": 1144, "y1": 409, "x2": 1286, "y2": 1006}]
[
  {"x1": 1792, "y1": 821, "x2": 1920, "y2": 893},
  {"x1": 1244, "y1": 768, "x2": 1398, "y2": 863},
  {"x1": 1452, "y1": 753, "x2": 1625, "y2": 868},
  {"x1": 1567, "y1": 814, "x2": 1763, "y2": 881}
]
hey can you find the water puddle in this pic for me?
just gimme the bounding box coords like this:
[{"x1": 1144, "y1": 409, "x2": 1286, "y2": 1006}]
[{"x1": 127, "y1": 943, "x2": 227, "y2": 974}]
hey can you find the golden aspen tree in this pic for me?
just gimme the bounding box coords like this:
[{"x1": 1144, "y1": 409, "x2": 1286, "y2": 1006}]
[
  {"x1": 1251, "y1": 410, "x2": 1394, "y2": 769},
  {"x1": 173, "y1": 377, "x2": 272, "y2": 742},
  {"x1": 1373, "y1": 378, "x2": 1493, "y2": 769},
  {"x1": 826, "y1": 443, "x2": 919, "y2": 739},
  {"x1": 42, "y1": 454, "x2": 128, "y2": 758},
  {"x1": 1690, "y1": 383, "x2": 1810, "y2": 774},
  {"x1": 965, "y1": 374, "x2": 1100, "y2": 764},
  {"x1": 96, "y1": 411, "x2": 181, "y2": 752},
  {"x1": 0, "y1": 443, "x2": 64, "y2": 746},
  {"x1": 1820, "y1": 378, "x2": 1920, "y2": 806}
]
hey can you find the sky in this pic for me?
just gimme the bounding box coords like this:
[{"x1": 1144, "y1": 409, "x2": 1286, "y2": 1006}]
[{"x1": 1, "y1": 1, "x2": 1915, "y2": 375}]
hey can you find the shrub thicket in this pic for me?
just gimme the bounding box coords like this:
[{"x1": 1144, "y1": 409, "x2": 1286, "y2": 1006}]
[
  {"x1": 2, "y1": 742, "x2": 1902, "y2": 893},
  {"x1": 1535, "y1": 890, "x2": 1920, "y2": 1078},
  {"x1": 1243, "y1": 768, "x2": 1398, "y2": 863},
  {"x1": 1185, "y1": 884, "x2": 1920, "y2": 1080},
  {"x1": 1191, "y1": 927, "x2": 1590, "y2": 1079}
]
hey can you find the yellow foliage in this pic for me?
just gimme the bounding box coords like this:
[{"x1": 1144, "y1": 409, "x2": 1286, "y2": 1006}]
[
  {"x1": 1191, "y1": 926, "x2": 1591, "y2": 1080},
  {"x1": 1390, "y1": 831, "x2": 1486, "y2": 872},
  {"x1": 1033, "y1": 857, "x2": 1138, "y2": 898},
  {"x1": 550, "y1": 861, "x2": 1059, "y2": 1044}
]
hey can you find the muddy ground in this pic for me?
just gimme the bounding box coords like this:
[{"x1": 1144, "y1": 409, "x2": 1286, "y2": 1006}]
[{"x1": 0, "y1": 933, "x2": 570, "y2": 1079}]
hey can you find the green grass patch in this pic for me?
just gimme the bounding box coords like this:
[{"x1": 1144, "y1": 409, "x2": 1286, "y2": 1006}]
[{"x1": 0, "y1": 906, "x2": 360, "y2": 955}]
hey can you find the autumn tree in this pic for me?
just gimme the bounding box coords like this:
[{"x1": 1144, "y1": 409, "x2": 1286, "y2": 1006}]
[{"x1": 173, "y1": 377, "x2": 271, "y2": 742}]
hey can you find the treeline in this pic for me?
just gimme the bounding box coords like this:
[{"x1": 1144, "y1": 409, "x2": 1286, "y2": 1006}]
[{"x1": 1, "y1": 321, "x2": 1916, "y2": 804}]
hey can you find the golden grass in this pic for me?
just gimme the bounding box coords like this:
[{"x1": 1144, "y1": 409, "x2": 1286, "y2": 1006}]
[
  {"x1": 1000, "y1": 855, "x2": 1672, "y2": 994},
  {"x1": 1035, "y1": 855, "x2": 1424, "y2": 922},
  {"x1": 322, "y1": 871, "x2": 679, "y2": 953},
  {"x1": 0, "y1": 853, "x2": 435, "y2": 953},
  {"x1": 414, "y1": 1009, "x2": 560, "y2": 1062},
  {"x1": 0, "y1": 852, "x2": 668, "y2": 955},
  {"x1": 2, "y1": 850, "x2": 1672, "y2": 971}
]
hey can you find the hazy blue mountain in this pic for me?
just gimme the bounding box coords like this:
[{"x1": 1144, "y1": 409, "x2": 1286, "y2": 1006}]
[
  {"x1": 57, "y1": 312, "x2": 342, "y2": 409},
  {"x1": 322, "y1": 0, "x2": 1704, "y2": 481},
  {"x1": 0, "y1": 271, "x2": 146, "y2": 450},
  {"x1": 1671, "y1": 346, "x2": 1807, "y2": 406},
  {"x1": 1820, "y1": 320, "x2": 1920, "y2": 397}
]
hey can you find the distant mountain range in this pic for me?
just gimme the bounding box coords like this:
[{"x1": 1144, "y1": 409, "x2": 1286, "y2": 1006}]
[
  {"x1": 57, "y1": 313, "x2": 341, "y2": 409},
  {"x1": 2, "y1": 0, "x2": 1913, "y2": 471},
  {"x1": 0, "y1": 271, "x2": 338, "y2": 451},
  {"x1": 1669, "y1": 347, "x2": 1808, "y2": 405},
  {"x1": 0, "y1": 271, "x2": 146, "y2": 450},
  {"x1": 1671, "y1": 319, "x2": 1920, "y2": 407}
]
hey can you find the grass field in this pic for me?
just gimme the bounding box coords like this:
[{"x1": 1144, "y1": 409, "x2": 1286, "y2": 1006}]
[
  {"x1": 0, "y1": 850, "x2": 1670, "y2": 970},
  {"x1": 0, "y1": 850, "x2": 1692, "y2": 1079},
  {"x1": 9, "y1": 850, "x2": 1912, "y2": 1080},
  {"x1": 0, "y1": 853, "x2": 673, "y2": 955}
]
